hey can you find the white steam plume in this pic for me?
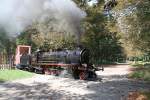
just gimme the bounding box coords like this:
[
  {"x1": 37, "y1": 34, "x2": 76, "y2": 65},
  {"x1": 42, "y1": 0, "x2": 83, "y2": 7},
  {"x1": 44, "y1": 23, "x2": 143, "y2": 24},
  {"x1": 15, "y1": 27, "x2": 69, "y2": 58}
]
[{"x1": 0, "y1": 0, "x2": 86, "y2": 38}]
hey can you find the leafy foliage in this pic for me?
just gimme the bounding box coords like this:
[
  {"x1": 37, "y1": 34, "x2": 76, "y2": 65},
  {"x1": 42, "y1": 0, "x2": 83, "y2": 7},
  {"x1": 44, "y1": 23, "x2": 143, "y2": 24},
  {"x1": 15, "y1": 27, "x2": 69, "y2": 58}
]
[
  {"x1": 32, "y1": 32, "x2": 77, "y2": 51},
  {"x1": 16, "y1": 27, "x2": 39, "y2": 51},
  {"x1": 1, "y1": 0, "x2": 149, "y2": 64},
  {"x1": 114, "y1": 0, "x2": 150, "y2": 57},
  {"x1": 80, "y1": 1, "x2": 124, "y2": 63},
  {"x1": 129, "y1": 67, "x2": 150, "y2": 81},
  {"x1": 0, "y1": 29, "x2": 16, "y2": 63}
]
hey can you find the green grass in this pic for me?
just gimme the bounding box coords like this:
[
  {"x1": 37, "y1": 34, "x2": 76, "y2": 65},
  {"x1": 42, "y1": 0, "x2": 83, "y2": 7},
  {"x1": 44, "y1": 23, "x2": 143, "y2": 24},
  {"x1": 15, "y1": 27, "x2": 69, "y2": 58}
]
[
  {"x1": 0, "y1": 69, "x2": 34, "y2": 82},
  {"x1": 129, "y1": 68, "x2": 150, "y2": 81},
  {"x1": 129, "y1": 62, "x2": 150, "y2": 81},
  {"x1": 131, "y1": 61, "x2": 150, "y2": 68}
]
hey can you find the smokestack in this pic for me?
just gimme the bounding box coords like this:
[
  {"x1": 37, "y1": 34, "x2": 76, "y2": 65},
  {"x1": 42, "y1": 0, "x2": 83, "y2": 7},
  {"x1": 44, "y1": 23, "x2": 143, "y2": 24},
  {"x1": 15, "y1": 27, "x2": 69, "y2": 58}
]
[{"x1": 0, "y1": 0, "x2": 86, "y2": 42}]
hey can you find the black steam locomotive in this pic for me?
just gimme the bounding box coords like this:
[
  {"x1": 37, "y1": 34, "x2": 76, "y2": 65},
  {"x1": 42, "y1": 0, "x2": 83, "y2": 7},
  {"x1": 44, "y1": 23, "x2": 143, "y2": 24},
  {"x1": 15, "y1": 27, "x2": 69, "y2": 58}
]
[
  {"x1": 16, "y1": 46, "x2": 101, "y2": 80},
  {"x1": 34, "y1": 48, "x2": 89, "y2": 65}
]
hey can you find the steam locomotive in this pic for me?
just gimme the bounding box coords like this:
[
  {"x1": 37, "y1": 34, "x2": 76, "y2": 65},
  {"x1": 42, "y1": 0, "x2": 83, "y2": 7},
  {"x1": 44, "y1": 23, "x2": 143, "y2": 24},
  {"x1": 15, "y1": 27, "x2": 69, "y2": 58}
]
[{"x1": 15, "y1": 45, "x2": 102, "y2": 80}]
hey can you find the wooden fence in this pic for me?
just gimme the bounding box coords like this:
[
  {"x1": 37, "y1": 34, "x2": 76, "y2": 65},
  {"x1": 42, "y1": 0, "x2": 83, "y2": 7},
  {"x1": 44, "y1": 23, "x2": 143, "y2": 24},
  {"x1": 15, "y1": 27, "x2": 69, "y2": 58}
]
[
  {"x1": 0, "y1": 64, "x2": 15, "y2": 70},
  {"x1": 0, "y1": 52, "x2": 15, "y2": 70}
]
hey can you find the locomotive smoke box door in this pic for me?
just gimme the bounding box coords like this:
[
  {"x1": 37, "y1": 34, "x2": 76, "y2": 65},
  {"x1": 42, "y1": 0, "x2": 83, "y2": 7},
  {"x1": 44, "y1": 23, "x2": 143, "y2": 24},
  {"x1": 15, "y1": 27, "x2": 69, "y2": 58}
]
[{"x1": 15, "y1": 45, "x2": 31, "y2": 65}]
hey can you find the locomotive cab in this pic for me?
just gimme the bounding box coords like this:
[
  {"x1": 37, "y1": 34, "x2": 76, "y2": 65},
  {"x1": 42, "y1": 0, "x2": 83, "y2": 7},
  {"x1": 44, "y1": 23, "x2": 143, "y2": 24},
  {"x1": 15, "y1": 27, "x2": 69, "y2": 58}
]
[{"x1": 15, "y1": 45, "x2": 31, "y2": 69}]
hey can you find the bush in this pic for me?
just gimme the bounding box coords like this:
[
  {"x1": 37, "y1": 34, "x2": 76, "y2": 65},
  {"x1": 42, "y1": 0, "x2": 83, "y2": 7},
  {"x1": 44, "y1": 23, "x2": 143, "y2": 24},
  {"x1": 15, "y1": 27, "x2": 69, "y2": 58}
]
[{"x1": 129, "y1": 67, "x2": 150, "y2": 81}]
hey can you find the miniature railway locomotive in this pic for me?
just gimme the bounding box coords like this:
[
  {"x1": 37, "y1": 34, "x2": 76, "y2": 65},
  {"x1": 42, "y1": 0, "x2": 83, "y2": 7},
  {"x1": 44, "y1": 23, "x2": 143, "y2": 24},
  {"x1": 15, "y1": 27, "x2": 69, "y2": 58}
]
[{"x1": 15, "y1": 45, "x2": 101, "y2": 80}]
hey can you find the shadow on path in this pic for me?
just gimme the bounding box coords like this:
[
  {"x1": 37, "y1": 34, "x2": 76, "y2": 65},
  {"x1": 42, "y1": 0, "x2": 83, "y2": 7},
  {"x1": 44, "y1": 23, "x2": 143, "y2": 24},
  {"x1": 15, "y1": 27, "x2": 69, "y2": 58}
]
[{"x1": 0, "y1": 64, "x2": 150, "y2": 100}]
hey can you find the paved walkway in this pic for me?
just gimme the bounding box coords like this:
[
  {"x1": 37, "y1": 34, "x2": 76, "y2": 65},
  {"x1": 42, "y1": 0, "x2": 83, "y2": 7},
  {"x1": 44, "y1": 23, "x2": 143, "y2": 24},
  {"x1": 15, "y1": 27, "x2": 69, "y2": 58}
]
[{"x1": 0, "y1": 65, "x2": 150, "y2": 100}]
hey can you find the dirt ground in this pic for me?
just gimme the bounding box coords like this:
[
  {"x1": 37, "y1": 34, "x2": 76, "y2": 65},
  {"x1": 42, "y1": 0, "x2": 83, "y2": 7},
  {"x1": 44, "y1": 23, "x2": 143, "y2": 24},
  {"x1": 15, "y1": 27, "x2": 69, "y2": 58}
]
[{"x1": 0, "y1": 65, "x2": 150, "y2": 100}]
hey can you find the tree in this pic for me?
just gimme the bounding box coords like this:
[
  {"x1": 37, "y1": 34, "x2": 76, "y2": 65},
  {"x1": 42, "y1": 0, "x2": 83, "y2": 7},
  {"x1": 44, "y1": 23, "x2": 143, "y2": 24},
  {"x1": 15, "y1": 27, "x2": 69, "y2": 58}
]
[
  {"x1": 16, "y1": 22, "x2": 77, "y2": 51},
  {"x1": 113, "y1": 0, "x2": 150, "y2": 57},
  {"x1": 16, "y1": 26, "x2": 38, "y2": 51},
  {"x1": 32, "y1": 31, "x2": 77, "y2": 50},
  {"x1": 74, "y1": 0, "x2": 124, "y2": 63},
  {"x1": 0, "y1": 29, "x2": 16, "y2": 63}
]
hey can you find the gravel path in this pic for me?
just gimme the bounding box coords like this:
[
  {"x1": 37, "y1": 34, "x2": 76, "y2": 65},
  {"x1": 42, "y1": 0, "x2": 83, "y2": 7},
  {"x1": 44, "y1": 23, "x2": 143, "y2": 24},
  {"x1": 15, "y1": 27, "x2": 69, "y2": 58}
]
[{"x1": 0, "y1": 65, "x2": 150, "y2": 100}]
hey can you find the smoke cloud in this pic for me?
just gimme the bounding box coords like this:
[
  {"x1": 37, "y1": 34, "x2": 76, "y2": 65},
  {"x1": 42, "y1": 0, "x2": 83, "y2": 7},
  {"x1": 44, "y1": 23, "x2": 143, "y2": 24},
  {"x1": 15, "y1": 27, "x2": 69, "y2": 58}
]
[{"x1": 0, "y1": 0, "x2": 86, "y2": 38}]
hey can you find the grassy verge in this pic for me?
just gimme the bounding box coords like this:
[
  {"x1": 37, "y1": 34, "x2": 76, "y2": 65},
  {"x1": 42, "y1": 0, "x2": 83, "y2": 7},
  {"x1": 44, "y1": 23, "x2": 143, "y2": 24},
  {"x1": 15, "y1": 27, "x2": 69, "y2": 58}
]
[
  {"x1": 129, "y1": 62, "x2": 150, "y2": 81},
  {"x1": 0, "y1": 69, "x2": 34, "y2": 82}
]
